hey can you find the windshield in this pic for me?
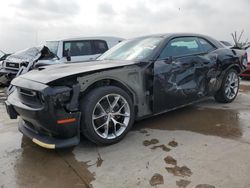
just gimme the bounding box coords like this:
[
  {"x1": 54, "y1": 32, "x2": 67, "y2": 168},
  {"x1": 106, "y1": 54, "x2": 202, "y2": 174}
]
[
  {"x1": 98, "y1": 37, "x2": 163, "y2": 61},
  {"x1": 46, "y1": 41, "x2": 59, "y2": 55}
]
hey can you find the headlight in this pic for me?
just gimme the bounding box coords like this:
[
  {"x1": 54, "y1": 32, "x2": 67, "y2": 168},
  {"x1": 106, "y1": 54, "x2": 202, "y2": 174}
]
[
  {"x1": 54, "y1": 91, "x2": 71, "y2": 103},
  {"x1": 52, "y1": 87, "x2": 72, "y2": 105}
]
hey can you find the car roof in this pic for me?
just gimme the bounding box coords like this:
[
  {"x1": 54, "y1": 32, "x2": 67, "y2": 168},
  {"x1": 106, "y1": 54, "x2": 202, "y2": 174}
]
[
  {"x1": 132, "y1": 33, "x2": 214, "y2": 39},
  {"x1": 46, "y1": 36, "x2": 124, "y2": 42},
  {"x1": 130, "y1": 33, "x2": 224, "y2": 48}
]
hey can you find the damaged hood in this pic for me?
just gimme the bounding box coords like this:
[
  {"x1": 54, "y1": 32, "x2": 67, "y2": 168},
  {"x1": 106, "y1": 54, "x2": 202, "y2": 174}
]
[
  {"x1": 5, "y1": 46, "x2": 45, "y2": 63},
  {"x1": 5, "y1": 46, "x2": 55, "y2": 64},
  {"x1": 15, "y1": 60, "x2": 138, "y2": 84}
]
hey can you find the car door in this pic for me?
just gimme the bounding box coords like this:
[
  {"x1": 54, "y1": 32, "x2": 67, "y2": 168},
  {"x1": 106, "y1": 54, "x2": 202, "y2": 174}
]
[{"x1": 153, "y1": 37, "x2": 217, "y2": 113}]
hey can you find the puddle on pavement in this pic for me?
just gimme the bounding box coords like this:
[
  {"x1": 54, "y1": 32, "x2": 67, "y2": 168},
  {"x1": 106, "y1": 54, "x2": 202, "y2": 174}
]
[
  {"x1": 134, "y1": 105, "x2": 249, "y2": 141},
  {"x1": 143, "y1": 139, "x2": 159, "y2": 146},
  {"x1": 149, "y1": 173, "x2": 164, "y2": 186},
  {"x1": 139, "y1": 129, "x2": 148, "y2": 134},
  {"x1": 151, "y1": 144, "x2": 171, "y2": 152},
  {"x1": 239, "y1": 84, "x2": 250, "y2": 92},
  {"x1": 0, "y1": 135, "x2": 95, "y2": 188},
  {"x1": 166, "y1": 165, "x2": 192, "y2": 177},
  {"x1": 176, "y1": 179, "x2": 191, "y2": 188},
  {"x1": 195, "y1": 184, "x2": 215, "y2": 188},
  {"x1": 168, "y1": 140, "x2": 178, "y2": 147},
  {"x1": 96, "y1": 152, "x2": 103, "y2": 167},
  {"x1": 164, "y1": 156, "x2": 177, "y2": 165}
]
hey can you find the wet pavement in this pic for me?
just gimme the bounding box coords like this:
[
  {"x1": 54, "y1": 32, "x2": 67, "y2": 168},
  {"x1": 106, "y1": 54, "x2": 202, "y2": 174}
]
[{"x1": 1, "y1": 81, "x2": 250, "y2": 188}]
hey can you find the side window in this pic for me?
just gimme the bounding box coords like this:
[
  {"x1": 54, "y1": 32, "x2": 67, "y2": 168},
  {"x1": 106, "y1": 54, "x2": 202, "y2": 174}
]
[
  {"x1": 63, "y1": 40, "x2": 93, "y2": 57},
  {"x1": 93, "y1": 40, "x2": 108, "y2": 54},
  {"x1": 198, "y1": 38, "x2": 216, "y2": 53},
  {"x1": 159, "y1": 37, "x2": 203, "y2": 59}
]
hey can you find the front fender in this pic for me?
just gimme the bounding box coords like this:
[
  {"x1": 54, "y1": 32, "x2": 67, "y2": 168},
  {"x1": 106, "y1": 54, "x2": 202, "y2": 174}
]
[{"x1": 76, "y1": 66, "x2": 152, "y2": 118}]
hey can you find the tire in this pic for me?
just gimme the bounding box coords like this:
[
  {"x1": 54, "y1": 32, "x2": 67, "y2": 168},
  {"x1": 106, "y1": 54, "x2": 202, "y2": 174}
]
[
  {"x1": 80, "y1": 86, "x2": 135, "y2": 145},
  {"x1": 0, "y1": 74, "x2": 9, "y2": 87},
  {"x1": 214, "y1": 69, "x2": 239, "y2": 103}
]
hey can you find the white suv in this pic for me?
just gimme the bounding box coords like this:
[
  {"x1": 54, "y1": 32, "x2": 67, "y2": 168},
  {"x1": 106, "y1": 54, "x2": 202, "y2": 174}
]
[
  {"x1": 0, "y1": 36, "x2": 123, "y2": 85},
  {"x1": 46, "y1": 36, "x2": 124, "y2": 64}
]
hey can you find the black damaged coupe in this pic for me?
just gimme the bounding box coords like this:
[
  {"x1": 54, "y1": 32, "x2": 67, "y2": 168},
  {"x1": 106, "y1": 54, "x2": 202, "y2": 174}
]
[{"x1": 5, "y1": 33, "x2": 247, "y2": 149}]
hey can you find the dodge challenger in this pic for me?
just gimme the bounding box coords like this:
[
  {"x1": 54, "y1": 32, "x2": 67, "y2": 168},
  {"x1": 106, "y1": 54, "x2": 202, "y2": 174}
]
[{"x1": 5, "y1": 33, "x2": 247, "y2": 149}]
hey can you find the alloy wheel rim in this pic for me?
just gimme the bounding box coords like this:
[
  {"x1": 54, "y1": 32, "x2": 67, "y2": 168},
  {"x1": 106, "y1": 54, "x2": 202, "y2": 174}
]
[
  {"x1": 225, "y1": 72, "x2": 239, "y2": 100},
  {"x1": 92, "y1": 94, "x2": 130, "y2": 139}
]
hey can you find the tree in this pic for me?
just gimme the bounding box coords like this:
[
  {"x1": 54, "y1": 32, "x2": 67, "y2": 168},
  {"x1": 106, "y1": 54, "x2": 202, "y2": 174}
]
[{"x1": 231, "y1": 30, "x2": 249, "y2": 49}]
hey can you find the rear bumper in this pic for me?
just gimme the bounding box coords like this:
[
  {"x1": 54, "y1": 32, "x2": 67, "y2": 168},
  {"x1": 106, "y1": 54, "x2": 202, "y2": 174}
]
[{"x1": 5, "y1": 87, "x2": 81, "y2": 149}]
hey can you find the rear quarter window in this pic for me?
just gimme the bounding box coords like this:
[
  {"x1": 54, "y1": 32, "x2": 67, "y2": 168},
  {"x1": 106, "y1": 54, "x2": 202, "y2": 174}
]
[{"x1": 198, "y1": 38, "x2": 216, "y2": 53}]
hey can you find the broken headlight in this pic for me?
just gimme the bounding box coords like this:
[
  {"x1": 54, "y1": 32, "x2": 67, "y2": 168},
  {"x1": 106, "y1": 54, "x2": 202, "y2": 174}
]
[{"x1": 52, "y1": 87, "x2": 72, "y2": 105}]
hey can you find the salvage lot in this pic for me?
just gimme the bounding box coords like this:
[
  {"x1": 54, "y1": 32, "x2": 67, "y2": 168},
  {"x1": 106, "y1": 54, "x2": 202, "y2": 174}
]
[{"x1": 0, "y1": 81, "x2": 250, "y2": 188}]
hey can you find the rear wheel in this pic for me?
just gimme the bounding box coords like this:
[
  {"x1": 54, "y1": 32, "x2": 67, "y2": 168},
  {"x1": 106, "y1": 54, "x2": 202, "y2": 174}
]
[
  {"x1": 214, "y1": 69, "x2": 239, "y2": 103},
  {"x1": 80, "y1": 86, "x2": 135, "y2": 145}
]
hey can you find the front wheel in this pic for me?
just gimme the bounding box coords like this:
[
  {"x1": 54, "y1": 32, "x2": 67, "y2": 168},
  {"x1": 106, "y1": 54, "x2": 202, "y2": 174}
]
[
  {"x1": 214, "y1": 69, "x2": 239, "y2": 103},
  {"x1": 80, "y1": 86, "x2": 135, "y2": 145}
]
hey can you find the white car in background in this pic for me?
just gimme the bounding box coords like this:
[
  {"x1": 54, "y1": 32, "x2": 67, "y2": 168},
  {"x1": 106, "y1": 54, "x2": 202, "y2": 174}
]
[
  {"x1": 0, "y1": 36, "x2": 123, "y2": 85},
  {"x1": 46, "y1": 36, "x2": 124, "y2": 64}
]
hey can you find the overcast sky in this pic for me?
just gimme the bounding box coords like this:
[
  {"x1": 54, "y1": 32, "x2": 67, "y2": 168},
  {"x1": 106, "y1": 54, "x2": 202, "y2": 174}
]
[{"x1": 0, "y1": 0, "x2": 249, "y2": 53}]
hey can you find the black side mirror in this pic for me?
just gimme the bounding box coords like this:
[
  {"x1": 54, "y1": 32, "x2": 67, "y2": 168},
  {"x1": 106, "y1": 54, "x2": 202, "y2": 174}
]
[
  {"x1": 164, "y1": 56, "x2": 173, "y2": 64},
  {"x1": 64, "y1": 50, "x2": 71, "y2": 61}
]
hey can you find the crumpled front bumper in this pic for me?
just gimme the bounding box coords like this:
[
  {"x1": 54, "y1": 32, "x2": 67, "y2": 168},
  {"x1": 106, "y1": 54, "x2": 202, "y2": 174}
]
[
  {"x1": 5, "y1": 85, "x2": 81, "y2": 149},
  {"x1": 18, "y1": 119, "x2": 80, "y2": 149}
]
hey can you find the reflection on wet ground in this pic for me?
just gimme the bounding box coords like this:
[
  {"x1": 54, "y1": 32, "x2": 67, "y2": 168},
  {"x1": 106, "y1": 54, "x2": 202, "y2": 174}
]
[
  {"x1": 143, "y1": 139, "x2": 159, "y2": 146},
  {"x1": 134, "y1": 105, "x2": 248, "y2": 141},
  {"x1": 165, "y1": 165, "x2": 192, "y2": 178},
  {"x1": 1, "y1": 135, "x2": 95, "y2": 188},
  {"x1": 164, "y1": 156, "x2": 177, "y2": 165},
  {"x1": 149, "y1": 173, "x2": 164, "y2": 186},
  {"x1": 0, "y1": 99, "x2": 95, "y2": 188},
  {"x1": 239, "y1": 84, "x2": 250, "y2": 92},
  {"x1": 176, "y1": 179, "x2": 191, "y2": 188}
]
